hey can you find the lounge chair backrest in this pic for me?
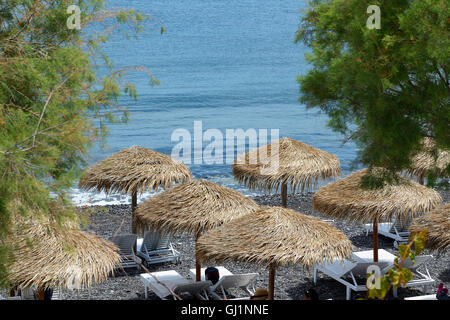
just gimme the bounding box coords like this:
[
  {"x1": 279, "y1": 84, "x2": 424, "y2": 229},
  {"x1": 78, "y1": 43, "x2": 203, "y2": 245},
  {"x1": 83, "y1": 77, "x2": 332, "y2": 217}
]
[
  {"x1": 142, "y1": 231, "x2": 160, "y2": 252},
  {"x1": 0, "y1": 294, "x2": 22, "y2": 300},
  {"x1": 142, "y1": 230, "x2": 173, "y2": 252},
  {"x1": 155, "y1": 231, "x2": 172, "y2": 251},
  {"x1": 402, "y1": 255, "x2": 433, "y2": 270},
  {"x1": 218, "y1": 273, "x2": 258, "y2": 289},
  {"x1": 19, "y1": 287, "x2": 35, "y2": 300},
  {"x1": 350, "y1": 262, "x2": 389, "y2": 277},
  {"x1": 173, "y1": 281, "x2": 212, "y2": 296},
  {"x1": 390, "y1": 215, "x2": 412, "y2": 233},
  {"x1": 320, "y1": 259, "x2": 357, "y2": 278},
  {"x1": 111, "y1": 234, "x2": 137, "y2": 256}
]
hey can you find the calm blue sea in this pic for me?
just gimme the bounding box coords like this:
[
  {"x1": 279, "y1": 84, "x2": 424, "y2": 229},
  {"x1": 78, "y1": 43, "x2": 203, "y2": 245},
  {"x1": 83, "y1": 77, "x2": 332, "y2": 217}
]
[{"x1": 71, "y1": 0, "x2": 359, "y2": 206}]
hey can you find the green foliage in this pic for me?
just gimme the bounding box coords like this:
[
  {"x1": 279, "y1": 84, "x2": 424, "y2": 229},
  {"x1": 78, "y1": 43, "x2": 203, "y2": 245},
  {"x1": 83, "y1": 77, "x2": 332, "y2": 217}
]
[
  {"x1": 366, "y1": 231, "x2": 428, "y2": 299},
  {"x1": 0, "y1": 0, "x2": 162, "y2": 287},
  {"x1": 296, "y1": 0, "x2": 449, "y2": 189}
]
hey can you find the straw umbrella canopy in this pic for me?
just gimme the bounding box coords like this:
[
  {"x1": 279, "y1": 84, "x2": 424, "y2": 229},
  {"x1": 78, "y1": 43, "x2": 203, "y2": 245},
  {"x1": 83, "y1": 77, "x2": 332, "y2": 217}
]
[
  {"x1": 232, "y1": 137, "x2": 341, "y2": 207},
  {"x1": 6, "y1": 215, "x2": 121, "y2": 298},
  {"x1": 78, "y1": 146, "x2": 192, "y2": 233},
  {"x1": 407, "y1": 138, "x2": 450, "y2": 184},
  {"x1": 134, "y1": 179, "x2": 260, "y2": 281},
  {"x1": 196, "y1": 206, "x2": 354, "y2": 299},
  {"x1": 409, "y1": 204, "x2": 450, "y2": 253},
  {"x1": 313, "y1": 168, "x2": 442, "y2": 261}
]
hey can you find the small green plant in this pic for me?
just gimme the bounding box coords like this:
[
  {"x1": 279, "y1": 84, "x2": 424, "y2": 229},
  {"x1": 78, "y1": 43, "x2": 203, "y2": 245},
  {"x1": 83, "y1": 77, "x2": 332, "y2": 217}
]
[{"x1": 366, "y1": 230, "x2": 428, "y2": 299}]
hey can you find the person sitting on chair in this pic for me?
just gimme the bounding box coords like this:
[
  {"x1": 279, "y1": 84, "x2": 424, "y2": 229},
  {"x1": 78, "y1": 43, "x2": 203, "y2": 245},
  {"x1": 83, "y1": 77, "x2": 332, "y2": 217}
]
[{"x1": 205, "y1": 267, "x2": 220, "y2": 285}]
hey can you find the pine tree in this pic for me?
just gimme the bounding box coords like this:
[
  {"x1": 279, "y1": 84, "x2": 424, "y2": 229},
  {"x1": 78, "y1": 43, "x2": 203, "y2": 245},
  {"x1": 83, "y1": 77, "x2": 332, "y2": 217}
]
[
  {"x1": 0, "y1": 0, "x2": 162, "y2": 287},
  {"x1": 296, "y1": 0, "x2": 449, "y2": 188}
]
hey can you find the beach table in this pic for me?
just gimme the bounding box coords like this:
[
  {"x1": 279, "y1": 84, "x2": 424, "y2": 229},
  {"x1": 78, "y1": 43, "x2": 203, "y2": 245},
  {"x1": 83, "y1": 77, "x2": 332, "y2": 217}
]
[
  {"x1": 352, "y1": 249, "x2": 397, "y2": 267},
  {"x1": 140, "y1": 270, "x2": 190, "y2": 299},
  {"x1": 188, "y1": 266, "x2": 233, "y2": 281}
]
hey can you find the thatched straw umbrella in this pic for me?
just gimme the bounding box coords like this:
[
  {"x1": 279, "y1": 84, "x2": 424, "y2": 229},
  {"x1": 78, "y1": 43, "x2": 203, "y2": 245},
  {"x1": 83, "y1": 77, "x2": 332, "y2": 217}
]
[
  {"x1": 78, "y1": 146, "x2": 192, "y2": 233},
  {"x1": 407, "y1": 138, "x2": 450, "y2": 184},
  {"x1": 313, "y1": 168, "x2": 442, "y2": 261},
  {"x1": 410, "y1": 204, "x2": 450, "y2": 253},
  {"x1": 6, "y1": 215, "x2": 121, "y2": 299},
  {"x1": 196, "y1": 206, "x2": 354, "y2": 299},
  {"x1": 134, "y1": 179, "x2": 260, "y2": 281},
  {"x1": 232, "y1": 137, "x2": 341, "y2": 207}
]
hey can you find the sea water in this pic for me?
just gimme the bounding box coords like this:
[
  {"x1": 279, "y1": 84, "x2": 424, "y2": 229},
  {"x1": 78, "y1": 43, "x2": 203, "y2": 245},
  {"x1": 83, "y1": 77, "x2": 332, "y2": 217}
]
[{"x1": 70, "y1": 0, "x2": 359, "y2": 206}]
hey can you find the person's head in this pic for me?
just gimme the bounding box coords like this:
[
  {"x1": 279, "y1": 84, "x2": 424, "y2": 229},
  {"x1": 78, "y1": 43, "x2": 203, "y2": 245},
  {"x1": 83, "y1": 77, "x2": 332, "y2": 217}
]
[
  {"x1": 303, "y1": 288, "x2": 319, "y2": 300},
  {"x1": 204, "y1": 267, "x2": 220, "y2": 285},
  {"x1": 250, "y1": 288, "x2": 269, "y2": 300}
]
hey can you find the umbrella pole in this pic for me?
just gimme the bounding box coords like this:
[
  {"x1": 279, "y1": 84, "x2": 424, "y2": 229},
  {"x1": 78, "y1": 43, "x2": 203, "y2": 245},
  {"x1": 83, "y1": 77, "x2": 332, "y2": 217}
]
[
  {"x1": 281, "y1": 183, "x2": 287, "y2": 208},
  {"x1": 418, "y1": 176, "x2": 424, "y2": 185},
  {"x1": 268, "y1": 263, "x2": 276, "y2": 300},
  {"x1": 195, "y1": 232, "x2": 201, "y2": 282},
  {"x1": 131, "y1": 190, "x2": 137, "y2": 234},
  {"x1": 373, "y1": 218, "x2": 378, "y2": 262}
]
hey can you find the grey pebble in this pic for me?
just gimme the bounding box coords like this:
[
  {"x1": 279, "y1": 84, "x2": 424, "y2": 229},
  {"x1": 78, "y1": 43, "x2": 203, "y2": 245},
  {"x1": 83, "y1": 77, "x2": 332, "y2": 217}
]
[{"x1": 56, "y1": 190, "x2": 450, "y2": 300}]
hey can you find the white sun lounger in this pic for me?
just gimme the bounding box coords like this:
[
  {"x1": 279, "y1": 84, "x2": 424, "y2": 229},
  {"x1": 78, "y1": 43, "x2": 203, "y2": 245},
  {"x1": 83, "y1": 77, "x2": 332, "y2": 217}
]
[
  {"x1": 51, "y1": 287, "x2": 62, "y2": 300},
  {"x1": 404, "y1": 294, "x2": 437, "y2": 300},
  {"x1": 18, "y1": 287, "x2": 35, "y2": 300},
  {"x1": 189, "y1": 266, "x2": 234, "y2": 280},
  {"x1": 365, "y1": 217, "x2": 411, "y2": 248},
  {"x1": 0, "y1": 294, "x2": 22, "y2": 300},
  {"x1": 110, "y1": 234, "x2": 142, "y2": 270},
  {"x1": 211, "y1": 273, "x2": 258, "y2": 299},
  {"x1": 140, "y1": 270, "x2": 211, "y2": 300},
  {"x1": 189, "y1": 267, "x2": 257, "y2": 299},
  {"x1": 392, "y1": 255, "x2": 435, "y2": 296},
  {"x1": 137, "y1": 231, "x2": 181, "y2": 266},
  {"x1": 1, "y1": 286, "x2": 60, "y2": 300},
  {"x1": 352, "y1": 249, "x2": 397, "y2": 264},
  {"x1": 172, "y1": 281, "x2": 213, "y2": 300},
  {"x1": 314, "y1": 259, "x2": 389, "y2": 300}
]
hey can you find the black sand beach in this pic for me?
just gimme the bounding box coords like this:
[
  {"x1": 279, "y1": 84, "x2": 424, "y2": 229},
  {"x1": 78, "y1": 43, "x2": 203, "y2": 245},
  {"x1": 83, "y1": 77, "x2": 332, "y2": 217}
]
[{"x1": 56, "y1": 190, "x2": 450, "y2": 300}]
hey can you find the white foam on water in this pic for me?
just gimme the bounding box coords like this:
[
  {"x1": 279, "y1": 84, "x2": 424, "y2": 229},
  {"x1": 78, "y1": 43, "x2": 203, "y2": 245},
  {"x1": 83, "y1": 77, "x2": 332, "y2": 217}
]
[
  {"x1": 69, "y1": 172, "x2": 348, "y2": 206},
  {"x1": 70, "y1": 187, "x2": 164, "y2": 207},
  {"x1": 69, "y1": 169, "x2": 354, "y2": 207},
  {"x1": 70, "y1": 177, "x2": 262, "y2": 207}
]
